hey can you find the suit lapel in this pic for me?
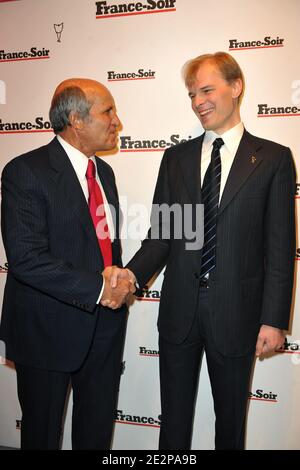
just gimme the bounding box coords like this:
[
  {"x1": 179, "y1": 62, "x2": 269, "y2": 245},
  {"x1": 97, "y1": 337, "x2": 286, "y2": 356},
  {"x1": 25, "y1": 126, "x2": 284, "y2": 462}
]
[
  {"x1": 218, "y1": 130, "x2": 263, "y2": 216},
  {"x1": 47, "y1": 138, "x2": 99, "y2": 247},
  {"x1": 95, "y1": 156, "x2": 119, "y2": 239},
  {"x1": 178, "y1": 135, "x2": 204, "y2": 204},
  {"x1": 95, "y1": 157, "x2": 118, "y2": 209}
]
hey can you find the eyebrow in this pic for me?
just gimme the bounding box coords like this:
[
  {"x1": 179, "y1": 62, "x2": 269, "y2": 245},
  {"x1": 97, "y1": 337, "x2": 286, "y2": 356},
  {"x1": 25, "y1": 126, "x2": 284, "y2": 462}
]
[
  {"x1": 103, "y1": 105, "x2": 113, "y2": 112},
  {"x1": 188, "y1": 85, "x2": 212, "y2": 97}
]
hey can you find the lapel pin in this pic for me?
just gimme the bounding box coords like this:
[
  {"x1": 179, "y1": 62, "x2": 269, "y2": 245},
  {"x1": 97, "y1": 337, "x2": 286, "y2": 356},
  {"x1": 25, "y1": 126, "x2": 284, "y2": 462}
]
[{"x1": 250, "y1": 155, "x2": 257, "y2": 164}]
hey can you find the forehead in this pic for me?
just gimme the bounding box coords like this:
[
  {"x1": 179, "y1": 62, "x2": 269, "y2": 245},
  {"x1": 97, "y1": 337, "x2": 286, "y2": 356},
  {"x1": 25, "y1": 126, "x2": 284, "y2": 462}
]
[
  {"x1": 188, "y1": 62, "x2": 227, "y2": 90},
  {"x1": 89, "y1": 88, "x2": 115, "y2": 110}
]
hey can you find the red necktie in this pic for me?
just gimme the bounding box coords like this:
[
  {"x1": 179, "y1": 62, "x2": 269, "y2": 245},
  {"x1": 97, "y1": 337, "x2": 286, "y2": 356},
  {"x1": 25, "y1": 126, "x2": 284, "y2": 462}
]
[{"x1": 86, "y1": 158, "x2": 112, "y2": 267}]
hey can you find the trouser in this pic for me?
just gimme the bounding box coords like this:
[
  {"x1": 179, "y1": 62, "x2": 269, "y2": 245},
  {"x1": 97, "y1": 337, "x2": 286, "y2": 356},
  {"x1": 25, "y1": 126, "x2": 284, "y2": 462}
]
[
  {"x1": 15, "y1": 308, "x2": 126, "y2": 450},
  {"x1": 159, "y1": 288, "x2": 254, "y2": 450}
]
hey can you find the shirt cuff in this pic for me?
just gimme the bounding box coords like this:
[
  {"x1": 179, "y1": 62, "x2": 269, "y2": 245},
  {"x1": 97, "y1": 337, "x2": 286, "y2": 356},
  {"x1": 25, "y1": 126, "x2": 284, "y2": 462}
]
[{"x1": 96, "y1": 275, "x2": 105, "y2": 304}]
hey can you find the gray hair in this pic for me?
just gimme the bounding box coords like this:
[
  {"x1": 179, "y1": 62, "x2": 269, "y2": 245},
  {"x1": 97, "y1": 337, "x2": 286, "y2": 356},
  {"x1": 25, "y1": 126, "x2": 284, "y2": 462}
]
[{"x1": 49, "y1": 86, "x2": 92, "y2": 133}]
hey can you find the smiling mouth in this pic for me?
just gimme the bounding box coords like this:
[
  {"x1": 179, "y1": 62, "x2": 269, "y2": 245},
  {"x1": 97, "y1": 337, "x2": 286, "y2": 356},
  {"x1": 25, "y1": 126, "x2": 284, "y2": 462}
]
[{"x1": 199, "y1": 108, "x2": 214, "y2": 117}]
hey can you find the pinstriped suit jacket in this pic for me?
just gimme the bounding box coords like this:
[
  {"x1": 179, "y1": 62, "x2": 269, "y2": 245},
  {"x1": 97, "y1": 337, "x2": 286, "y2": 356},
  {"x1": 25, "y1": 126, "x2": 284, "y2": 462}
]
[
  {"x1": 127, "y1": 130, "x2": 296, "y2": 356},
  {"x1": 0, "y1": 137, "x2": 126, "y2": 371}
]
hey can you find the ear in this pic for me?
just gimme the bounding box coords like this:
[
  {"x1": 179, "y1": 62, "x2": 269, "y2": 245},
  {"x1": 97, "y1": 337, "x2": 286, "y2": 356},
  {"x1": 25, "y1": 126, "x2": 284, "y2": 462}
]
[
  {"x1": 69, "y1": 111, "x2": 84, "y2": 130},
  {"x1": 231, "y1": 78, "x2": 243, "y2": 101}
]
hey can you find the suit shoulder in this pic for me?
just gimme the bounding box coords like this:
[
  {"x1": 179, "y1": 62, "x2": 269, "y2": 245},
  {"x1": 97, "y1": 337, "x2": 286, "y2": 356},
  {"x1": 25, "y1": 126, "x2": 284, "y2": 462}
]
[
  {"x1": 247, "y1": 131, "x2": 291, "y2": 154},
  {"x1": 163, "y1": 135, "x2": 203, "y2": 160},
  {"x1": 2, "y1": 143, "x2": 49, "y2": 176}
]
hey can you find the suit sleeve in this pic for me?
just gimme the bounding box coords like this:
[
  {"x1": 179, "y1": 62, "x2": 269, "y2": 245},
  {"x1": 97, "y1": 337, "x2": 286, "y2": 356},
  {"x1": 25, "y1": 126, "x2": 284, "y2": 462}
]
[
  {"x1": 260, "y1": 147, "x2": 296, "y2": 329},
  {"x1": 1, "y1": 159, "x2": 102, "y2": 313},
  {"x1": 126, "y1": 150, "x2": 171, "y2": 287}
]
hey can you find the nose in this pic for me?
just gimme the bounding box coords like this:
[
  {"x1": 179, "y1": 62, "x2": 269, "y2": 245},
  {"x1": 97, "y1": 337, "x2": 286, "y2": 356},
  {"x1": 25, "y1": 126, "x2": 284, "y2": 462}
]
[
  {"x1": 112, "y1": 111, "x2": 121, "y2": 128},
  {"x1": 193, "y1": 93, "x2": 206, "y2": 110}
]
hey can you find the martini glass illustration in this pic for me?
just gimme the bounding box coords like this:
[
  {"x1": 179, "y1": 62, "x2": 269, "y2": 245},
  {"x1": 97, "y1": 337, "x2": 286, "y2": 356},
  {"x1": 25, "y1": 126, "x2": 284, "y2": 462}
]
[{"x1": 54, "y1": 23, "x2": 64, "y2": 42}]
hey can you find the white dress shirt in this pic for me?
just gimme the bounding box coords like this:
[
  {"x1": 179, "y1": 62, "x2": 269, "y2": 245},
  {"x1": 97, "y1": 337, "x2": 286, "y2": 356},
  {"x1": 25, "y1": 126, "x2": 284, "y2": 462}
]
[
  {"x1": 201, "y1": 121, "x2": 244, "y2": 202},
  {"x1": 57, "y1": 135, "x2": 115, "y2": 302},
  {"x1": 200, "y1": 122, "x2": 244, "y2": 279}
]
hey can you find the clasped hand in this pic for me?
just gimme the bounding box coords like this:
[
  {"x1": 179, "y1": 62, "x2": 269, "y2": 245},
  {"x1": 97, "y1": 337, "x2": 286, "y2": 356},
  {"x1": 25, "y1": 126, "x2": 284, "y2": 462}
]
[{"x1": 101, "y1": 266, "x2": 136, "y2": 309}]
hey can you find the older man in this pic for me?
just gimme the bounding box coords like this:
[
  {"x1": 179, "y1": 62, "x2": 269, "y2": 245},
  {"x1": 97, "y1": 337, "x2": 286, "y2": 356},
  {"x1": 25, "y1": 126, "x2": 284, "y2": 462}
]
[{"x1": 0, "y1": 78, "x2": 133, "y2": 449}]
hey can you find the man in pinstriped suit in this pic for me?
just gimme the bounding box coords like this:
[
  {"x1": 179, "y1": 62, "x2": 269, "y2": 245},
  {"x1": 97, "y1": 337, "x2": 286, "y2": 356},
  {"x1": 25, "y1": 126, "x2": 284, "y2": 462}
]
[
  {"x1": 108, "y1": 52, "x2": 296, "y2": 449},
  {"x1": 0, "y1": 78, "x2": 133, "y2": 449}
]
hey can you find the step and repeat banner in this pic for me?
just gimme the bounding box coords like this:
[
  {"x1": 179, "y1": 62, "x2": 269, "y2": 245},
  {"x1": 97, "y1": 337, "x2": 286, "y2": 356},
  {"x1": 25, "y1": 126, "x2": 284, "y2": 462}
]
[{"x1": 0, "y1": 0, "x2": 299, "y2": 450}]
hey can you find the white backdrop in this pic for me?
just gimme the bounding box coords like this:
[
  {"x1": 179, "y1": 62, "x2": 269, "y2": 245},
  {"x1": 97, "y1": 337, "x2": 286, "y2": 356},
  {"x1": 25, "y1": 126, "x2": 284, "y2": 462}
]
[{"x1": 0, "y1": 0, "x2": 299, "y2": 450}]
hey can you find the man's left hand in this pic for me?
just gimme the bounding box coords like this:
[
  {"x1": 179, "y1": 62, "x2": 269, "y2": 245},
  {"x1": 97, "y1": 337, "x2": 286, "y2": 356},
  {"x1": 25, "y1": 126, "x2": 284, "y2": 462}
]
[{"x1": 255, "y1": 324, "x2": 285, "y2": 357}]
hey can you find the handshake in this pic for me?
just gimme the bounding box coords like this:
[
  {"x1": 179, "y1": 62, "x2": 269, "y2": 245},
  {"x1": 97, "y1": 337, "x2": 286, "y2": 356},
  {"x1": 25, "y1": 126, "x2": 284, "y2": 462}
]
[{"x1": 100, "y1": 266, "x2": 137, "y2": 309}]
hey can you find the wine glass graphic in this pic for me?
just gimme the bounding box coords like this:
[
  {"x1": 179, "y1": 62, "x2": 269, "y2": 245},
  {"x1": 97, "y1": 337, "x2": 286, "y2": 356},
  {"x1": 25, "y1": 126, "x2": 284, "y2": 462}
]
[{"x1": 54, "y1": 23, "x2": 64, "y2": 43}]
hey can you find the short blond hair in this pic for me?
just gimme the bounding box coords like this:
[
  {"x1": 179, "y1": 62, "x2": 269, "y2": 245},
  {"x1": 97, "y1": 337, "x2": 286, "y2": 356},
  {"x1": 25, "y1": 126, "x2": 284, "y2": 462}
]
[{"x1": 182, "y1": 51, "x2": 245, "y2": 104}]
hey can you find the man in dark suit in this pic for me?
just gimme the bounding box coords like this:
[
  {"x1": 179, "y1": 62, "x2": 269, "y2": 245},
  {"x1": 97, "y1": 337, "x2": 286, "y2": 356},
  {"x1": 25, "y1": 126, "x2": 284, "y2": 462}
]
[
  {"x1": 0, "y1": 78, "x2": 133, "y2": 449},
  {"x1": 106, "y1": 52, "x2": 296, "y2": 449}
]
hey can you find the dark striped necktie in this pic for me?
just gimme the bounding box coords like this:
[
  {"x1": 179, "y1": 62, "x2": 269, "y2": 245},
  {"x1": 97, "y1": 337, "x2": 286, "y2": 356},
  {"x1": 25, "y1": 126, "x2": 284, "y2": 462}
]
[{"x1": 200, "y1": 138, "x2": 224, "y2": 279}]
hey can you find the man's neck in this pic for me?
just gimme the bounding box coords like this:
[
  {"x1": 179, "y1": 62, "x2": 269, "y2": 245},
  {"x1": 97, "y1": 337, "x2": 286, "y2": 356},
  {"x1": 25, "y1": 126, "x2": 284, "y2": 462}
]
[{"x1": 57, "y1": 130, "x2": 91, "y2": 157}]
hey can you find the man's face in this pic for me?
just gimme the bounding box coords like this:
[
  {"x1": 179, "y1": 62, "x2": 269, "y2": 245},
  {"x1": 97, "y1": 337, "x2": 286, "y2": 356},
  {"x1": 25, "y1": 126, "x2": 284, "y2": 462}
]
[
  {"x1": 80, "y1": 87, "x2": 120, "y2": 155},
  {"x1": 187, "y1": 61, "x2": 242, "y2": 135}
]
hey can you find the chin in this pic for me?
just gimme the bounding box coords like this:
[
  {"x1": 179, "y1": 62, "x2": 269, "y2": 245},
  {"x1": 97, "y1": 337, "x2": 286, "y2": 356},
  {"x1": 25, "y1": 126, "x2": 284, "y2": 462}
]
[
  {"x1": 200, "y1": 118, "x2": 211, "y2": 129},
  {"x1": 106, "y1": 144, "x2": 117, "y2": 151}
]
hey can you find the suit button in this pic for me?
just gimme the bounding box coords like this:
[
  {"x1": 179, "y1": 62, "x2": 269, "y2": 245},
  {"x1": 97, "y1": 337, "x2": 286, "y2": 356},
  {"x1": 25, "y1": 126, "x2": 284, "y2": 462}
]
[{"x1": 194, "y1": 273, "x2": 199, "y2": 279}]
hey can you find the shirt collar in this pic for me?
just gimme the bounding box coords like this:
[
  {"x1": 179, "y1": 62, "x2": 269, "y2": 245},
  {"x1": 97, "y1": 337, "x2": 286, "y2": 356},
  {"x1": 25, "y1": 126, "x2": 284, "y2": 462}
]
[
  {"x1": 203, "y1": 122, "x2": 244, "y2": 156},
  {"x1": 57, "y1": 135, "x2": 92, "y2": 180}
]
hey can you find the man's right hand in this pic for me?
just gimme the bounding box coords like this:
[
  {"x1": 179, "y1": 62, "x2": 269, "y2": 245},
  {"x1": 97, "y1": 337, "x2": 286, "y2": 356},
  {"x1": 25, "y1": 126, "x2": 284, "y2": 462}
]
[{"x1": 101, "y1": 266, "x2": 136, "y2": 309}]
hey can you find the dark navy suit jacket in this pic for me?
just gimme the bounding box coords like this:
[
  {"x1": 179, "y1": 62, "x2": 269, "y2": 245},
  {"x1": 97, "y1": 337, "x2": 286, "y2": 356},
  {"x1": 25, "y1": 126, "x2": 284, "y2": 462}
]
[
  {"x1": 127, "y1": 130, "x2": 296, "y2": 356},
  {"x1": 0, "y1": 137, "x2": 126, "y2": 371}
]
